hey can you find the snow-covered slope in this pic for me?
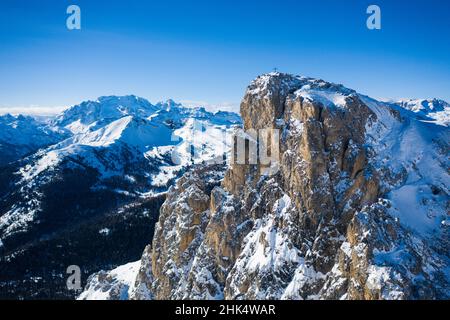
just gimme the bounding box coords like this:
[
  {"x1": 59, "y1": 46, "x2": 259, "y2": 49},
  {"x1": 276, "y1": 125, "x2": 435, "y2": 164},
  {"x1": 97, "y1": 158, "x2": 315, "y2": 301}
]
[
  {"x1": 16, "y1": 97, "x2": 240, "y2": 185},
  {"x1": 361, "y1": 95, "x2": 449, "y2": 238},
  {"x1": 77, "y1": 260, "x2": 141, "y2": 300},
  {"x1": 1, "y1": 96, "x2": 241, "y2": 239},
  {"x1": 0, "y1": 114, "x2": 64, "y2": 166},
  {"x1": 53, "y1": 95, "x2": 159, "y2": 134},
  {"x1": 0, "y1": 96, "x2": 241, "y2": 299},
  {"x1": 395, "y1": 98, "x2": 450, "y2": 126}
]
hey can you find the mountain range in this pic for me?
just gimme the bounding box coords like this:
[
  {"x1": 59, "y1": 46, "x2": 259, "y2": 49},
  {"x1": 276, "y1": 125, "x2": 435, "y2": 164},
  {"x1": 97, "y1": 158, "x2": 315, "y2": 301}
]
[
  {"x1": 0, "y1": 96, "x2": 240, "y2": 299},
  {"x1": 0, "y1": 73, "x2": 449, "y2": 300}
]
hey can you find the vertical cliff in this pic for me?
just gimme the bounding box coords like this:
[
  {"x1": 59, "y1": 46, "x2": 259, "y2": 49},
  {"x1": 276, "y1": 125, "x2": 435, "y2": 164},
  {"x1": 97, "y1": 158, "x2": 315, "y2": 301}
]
[{"x1": 81, "y1": 73, "x2": 449, "y2": 300}]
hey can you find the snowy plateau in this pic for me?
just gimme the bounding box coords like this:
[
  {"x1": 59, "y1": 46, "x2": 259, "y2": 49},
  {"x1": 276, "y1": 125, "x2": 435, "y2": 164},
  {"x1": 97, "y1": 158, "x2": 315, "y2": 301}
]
[{"x1": 0, "y1": 73, "x2": 449, "y2": 300}]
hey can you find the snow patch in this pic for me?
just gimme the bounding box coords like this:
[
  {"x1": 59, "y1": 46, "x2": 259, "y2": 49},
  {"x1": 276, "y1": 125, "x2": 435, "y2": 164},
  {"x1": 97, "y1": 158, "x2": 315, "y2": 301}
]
[
  {"x1": 78, "y1": 260, "x2": 141, "y2": 300},
  {"x1": 98, "y1": 228, "x2": 110, "y2": 236}
]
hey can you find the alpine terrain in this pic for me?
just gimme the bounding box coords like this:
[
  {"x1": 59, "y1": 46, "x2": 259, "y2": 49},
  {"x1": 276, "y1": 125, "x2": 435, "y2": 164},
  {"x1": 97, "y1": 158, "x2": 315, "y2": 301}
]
[
  {"x1": 0, "y1": 96, "x2": 240, "y2": 299},
  {"x1": 79, "y1": 73, "x2": 449, "y2": 300}
]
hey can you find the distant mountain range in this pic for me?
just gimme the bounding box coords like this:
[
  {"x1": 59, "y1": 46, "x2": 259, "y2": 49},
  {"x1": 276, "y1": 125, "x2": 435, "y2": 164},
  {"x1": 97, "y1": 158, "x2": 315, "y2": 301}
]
[{"x1": 0, "y1": 96, "x2": 240, "y2": 299}]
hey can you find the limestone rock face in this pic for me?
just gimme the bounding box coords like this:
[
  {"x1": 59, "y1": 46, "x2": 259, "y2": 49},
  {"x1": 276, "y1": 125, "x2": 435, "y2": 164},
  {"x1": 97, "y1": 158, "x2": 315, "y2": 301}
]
[{"x1": 82, "y1": 73, "x2": 449, "y2": 300}]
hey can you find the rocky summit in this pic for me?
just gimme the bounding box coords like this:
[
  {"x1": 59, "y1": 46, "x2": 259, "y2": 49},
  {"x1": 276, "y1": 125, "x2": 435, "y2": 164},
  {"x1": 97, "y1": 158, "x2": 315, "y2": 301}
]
[{"x1": 80, "y1": 72, "x2": 449, "y2": 300}]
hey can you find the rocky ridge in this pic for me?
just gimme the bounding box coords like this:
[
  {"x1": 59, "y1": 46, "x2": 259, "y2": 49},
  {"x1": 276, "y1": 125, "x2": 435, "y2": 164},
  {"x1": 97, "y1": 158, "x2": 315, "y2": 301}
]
[{"x1": 81, "y1": 73, "x2": 449, "y2": 300}]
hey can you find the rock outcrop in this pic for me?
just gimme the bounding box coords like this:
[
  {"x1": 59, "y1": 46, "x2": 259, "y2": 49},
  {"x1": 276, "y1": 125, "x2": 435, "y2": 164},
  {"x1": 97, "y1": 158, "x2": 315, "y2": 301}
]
[{"x1": 81, "y1": 73, "x2": 449, "y2": 300}]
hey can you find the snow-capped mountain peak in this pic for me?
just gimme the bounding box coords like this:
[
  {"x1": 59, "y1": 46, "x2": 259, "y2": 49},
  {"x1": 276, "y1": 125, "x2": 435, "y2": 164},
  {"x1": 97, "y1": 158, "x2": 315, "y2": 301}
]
[
  {"x1": 395, "y1": 98, "x2": 450, "y2": 126},
  {"x1": 65, "y1": 115, "x2": 174, "y2": 150},
  {"x1": 397, "y1": 98, "x2": 448, "y2": 113},
  {"x1": 13, "y1": 96, "x2": 241, "y2": 184},
  {"x1": 0, "y1": 96, "x2": 242, "y2": 249},
  {"x1": 155, "y1": 99, "x2": 183, "y2": 111},
  {"x1": 54, "y1": 95, "x2": 160, "y2": 134},
  {"x1": 0, "y1": 113, "x2": 64, "y2": 166}
]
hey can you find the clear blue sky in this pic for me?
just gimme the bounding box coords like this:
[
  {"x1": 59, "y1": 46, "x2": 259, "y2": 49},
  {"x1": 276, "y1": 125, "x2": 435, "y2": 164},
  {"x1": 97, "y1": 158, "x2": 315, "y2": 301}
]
[{"x1": 0, "y1": 0, "x2": 449, "y2": 113}]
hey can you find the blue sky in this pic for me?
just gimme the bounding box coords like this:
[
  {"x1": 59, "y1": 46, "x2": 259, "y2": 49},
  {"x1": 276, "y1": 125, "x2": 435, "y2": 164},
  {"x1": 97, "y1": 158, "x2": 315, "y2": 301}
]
[{"x1": 0, "y1": 0, "x2": 449, "y2": 113}]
